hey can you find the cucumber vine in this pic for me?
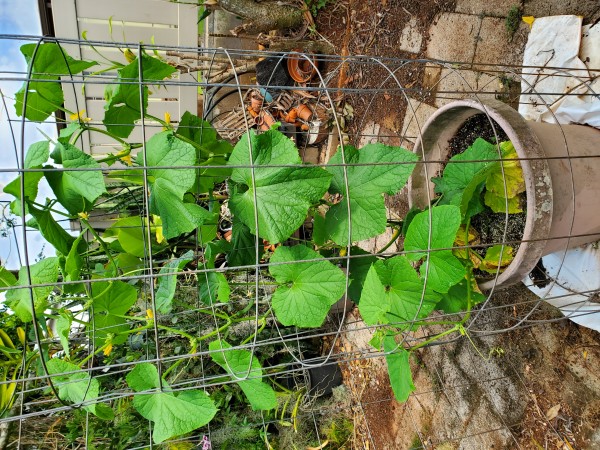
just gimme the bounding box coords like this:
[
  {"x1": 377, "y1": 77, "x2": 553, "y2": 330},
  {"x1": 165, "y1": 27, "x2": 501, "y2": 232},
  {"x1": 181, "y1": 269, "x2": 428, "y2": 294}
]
[{"x1": 1, "y1": 42, "x2": 524, "y2": 444}]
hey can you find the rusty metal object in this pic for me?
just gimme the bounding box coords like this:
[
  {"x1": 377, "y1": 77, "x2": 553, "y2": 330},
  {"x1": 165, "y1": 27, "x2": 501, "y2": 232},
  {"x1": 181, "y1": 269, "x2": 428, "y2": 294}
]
[{"x1": 287, "y1": 51, "x2": 317, "y2": 83}]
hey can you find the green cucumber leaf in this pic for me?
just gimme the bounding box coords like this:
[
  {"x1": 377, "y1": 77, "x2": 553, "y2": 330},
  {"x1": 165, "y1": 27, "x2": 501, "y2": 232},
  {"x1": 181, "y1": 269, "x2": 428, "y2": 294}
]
[
  {"x1": 383, "y1": 335, "x2": 414, "y2": 402},
  {"x1": 359, "y1": 257, "x2": 441, "y2": 328},
  {"x1": 6, "y1": 257, "x2": 59, "y2": 322},
  {"x1": 432, "y1": 138, "x2": 499, "y2": 221},
  {"x1": 432, "y1": 138, "x2": 498, "y2": 204},
  {"x1": 436, "y1": 279, "x2": 486, "y2": 314},
  {"x1": 0, "y1": 267, "x2": 17, "y2": 290},
  {"x1": 47, "y1": 359, "x2": 114, "y2": 420},
  {"x1": 205, "y1": 240, "x2": 231, "y2": 269},
  {"x1": 4, "y1": 141, "x2": 50, "y2": 213},
  {"x1": 127, "y1": 363, "x2": 217, "y2": 444},
  {"x1": 63, "y1": 234, "x2": 86, "y2": 294},
  {"x1": 209, "y1": 339, "x2": 277, "y2": 411},
  {"x1": 199, "y1": 272, "x2": 230, "y2": 305},
  {"x1": 55, "y1": 312, "x2": 73, "y2": 357},
  {"x1": 91, "y1": 281, "x2": 137, "y2": 345},
  {"x1": 177, "y1": 111, "x2": 233, "y2": 156},
  {"x1": 27, "y1": 204, "x2": 75, "y2": 256},
  {"x1": 150, "y1": 179, "x2": 213, "y2": 239},
  {"x1": 228, "y1": 129, "x2": 332, "y2": 244},
  {"x1": 484, "y1": 190, "x2": 523, "y2": 213},
  {"x1": 46, "y1": 142, "x2": 106, "y2": 214},
  {"x1": 106, "y1": 216, "x2": 150, "y2": 258},
  {"x1": 227, "y1": 219, "x2": 262, "y2": 267},
  {"x1": 155, "y1": 250, "x2": 194, "y2": 314},
  {"x1": 358, "y1": 265, "x2": 390, "y2": 326},
  {"x1": 345, "y1": 246, "x2": 377, "y2": 303},
  {"x1": 15, "y1": 43, "x2": 96, "y2": 122},
  {"x1": 103, "y1": 54, "x2": 176, "y2": 137},
  {"x1": 325, "y1": 143, "x2": 418, "y2": 245},
  {"x1": 404, "y1": 206, "x2": 465, "y2": 293},
  {"x1": 140, "y1": 131, "x2": 197, "y2": 197},
  {"x1": 269, "y1": 245, "x2": 346, "y2": 328}
]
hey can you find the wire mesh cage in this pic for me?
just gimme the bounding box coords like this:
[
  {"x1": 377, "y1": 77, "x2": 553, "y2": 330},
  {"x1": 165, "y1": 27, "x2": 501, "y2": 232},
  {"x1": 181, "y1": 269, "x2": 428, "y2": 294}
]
[{"x1": 0, "y1": 26, "x2": 600, "y2": 450}]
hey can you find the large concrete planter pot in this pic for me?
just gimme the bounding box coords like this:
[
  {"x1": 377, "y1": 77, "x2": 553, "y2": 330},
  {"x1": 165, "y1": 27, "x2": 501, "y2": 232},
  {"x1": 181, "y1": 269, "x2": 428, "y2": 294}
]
[{"x1": 408, "y1": 99, "x2": 600, "y2": 290}]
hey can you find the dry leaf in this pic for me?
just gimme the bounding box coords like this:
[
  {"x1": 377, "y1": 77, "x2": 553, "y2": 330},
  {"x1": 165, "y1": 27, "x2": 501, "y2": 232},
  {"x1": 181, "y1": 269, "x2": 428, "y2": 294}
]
[{"x1": 546, "y1": 404, "x2": 561, "y2": 421}]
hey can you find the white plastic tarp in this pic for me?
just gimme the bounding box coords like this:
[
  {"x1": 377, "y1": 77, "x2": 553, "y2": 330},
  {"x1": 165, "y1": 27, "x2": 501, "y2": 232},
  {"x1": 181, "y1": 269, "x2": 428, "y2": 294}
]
[{"x1": 519, "y1": 16, "x2": 600, "y2": 332}]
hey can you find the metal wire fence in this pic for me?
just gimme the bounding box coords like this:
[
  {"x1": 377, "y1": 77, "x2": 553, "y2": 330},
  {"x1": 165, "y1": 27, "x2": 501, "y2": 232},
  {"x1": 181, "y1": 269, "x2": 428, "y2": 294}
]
[{"x1": 0, "y1": 34, "x2": 599, "y2": 449}]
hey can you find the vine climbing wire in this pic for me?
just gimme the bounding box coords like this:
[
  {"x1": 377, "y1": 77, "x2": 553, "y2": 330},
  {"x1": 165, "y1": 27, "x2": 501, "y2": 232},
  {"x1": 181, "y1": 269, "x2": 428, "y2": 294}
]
[{"x1": 0, "y1": 31, "x2": 598, "y2": 450}]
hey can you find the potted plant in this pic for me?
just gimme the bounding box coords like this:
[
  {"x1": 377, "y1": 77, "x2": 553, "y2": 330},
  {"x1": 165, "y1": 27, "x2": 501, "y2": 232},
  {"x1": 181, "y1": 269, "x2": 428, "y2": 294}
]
[{"x1": 408, "y1": 98, "x2": 600, "y2": 289}]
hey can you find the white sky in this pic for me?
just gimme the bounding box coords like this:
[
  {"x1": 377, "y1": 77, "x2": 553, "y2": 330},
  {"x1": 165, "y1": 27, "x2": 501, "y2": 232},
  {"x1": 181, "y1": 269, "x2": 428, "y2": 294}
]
[{"x1": 0, "y1": 0, "x2": 60, "y2": 269}]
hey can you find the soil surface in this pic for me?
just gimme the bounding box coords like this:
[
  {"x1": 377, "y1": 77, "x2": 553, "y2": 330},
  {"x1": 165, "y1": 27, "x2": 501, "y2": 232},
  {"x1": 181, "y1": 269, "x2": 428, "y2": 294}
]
[{"x1": 316, "y1": 0, "x2": 456, "y2": 144}]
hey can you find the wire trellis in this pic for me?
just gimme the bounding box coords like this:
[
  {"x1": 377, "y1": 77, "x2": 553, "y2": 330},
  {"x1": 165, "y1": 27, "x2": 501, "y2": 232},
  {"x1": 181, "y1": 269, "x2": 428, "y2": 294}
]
[{"x1": 0, "y1": 33, "x2": 599, "y2": 449}]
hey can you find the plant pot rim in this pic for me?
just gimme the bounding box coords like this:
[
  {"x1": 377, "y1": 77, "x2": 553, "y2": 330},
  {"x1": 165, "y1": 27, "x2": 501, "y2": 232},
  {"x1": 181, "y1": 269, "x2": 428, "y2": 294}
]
[{"x1": 408, "y1": 98, "x2": 553, "y2": 290}]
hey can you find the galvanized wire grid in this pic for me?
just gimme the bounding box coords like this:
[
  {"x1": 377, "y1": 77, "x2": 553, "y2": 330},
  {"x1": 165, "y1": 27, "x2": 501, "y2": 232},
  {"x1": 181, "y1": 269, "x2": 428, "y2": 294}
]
[{"x1": 0, "y1": 34, "x2": 599, "y2": 449}]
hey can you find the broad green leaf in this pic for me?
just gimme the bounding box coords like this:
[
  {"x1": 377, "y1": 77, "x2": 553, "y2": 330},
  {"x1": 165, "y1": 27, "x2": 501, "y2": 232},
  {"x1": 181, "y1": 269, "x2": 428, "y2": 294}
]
[
  {"x1": 155, "y1": 250, "x2": 194, "y2": 314},
  {"x1": 436, "y1": 279, "x2": 486, "y2": 314},
  {"x1": 480, "y1": 245, "x2": 514, "y2": 274},
  {"x1": 383, "y1": 335, "x2": 414, "y2": 403},
  {"x1": 483, "y1": 190, "x2": 522, "y2": 213},
  {"x1": 194, "y1": 156, "x2": 232, "y2": 194},
  {"x1": 345, "y1": 247, "x2": 377, "y2": 303},
  {"x1": 358, "y1": 266, "x2": 390, "y2": 326},
  {"x1": 63, "y1": 234, "x2": 86, "y2": 294},
  {"x1": 6, "y1": 257, "x2": 59, "y2": 322},
  {"x1": 228, "y1": 129, "x2": 332, "y2": 244},
  {"x1": 103, "y1": 54, "x2": 176, "y2": 137},
  {"x1": 0, "y1": 267, "x2": 17, "y2": 290},
  {"x1": 56, "y1": 312, "x2": 73, "y2": 357},
  {"x1": 199, "y1": 272, "x2": 230, "y2": 305},
  {"x1": 127, "y1": 363, "x2": 217, "y2": 444},
  {"x1": 46, "y1": 359, "x2": 114, "y2": 420},
  {"x1": 15, "y1": 43, "x2": 96, "y2": 122},
  {"x1": 177, "y1": 111, "x2": 233, "y2": 156},
  {"x1": 46, "y1": 142, "x2": 106, "y2": 214},
  {"x1": 269, "y1": 245, "x2": 346, "y2": 328},
  {"x1": 27, "y1": 204, "x2": 75, "y2": 256},
  {"x1": 359, "y1": 257, "x2": 440, "y2": 328},
  {"x1": 404, "y1": 206, "x2": 465, "y2": 293},
  {"x1": 150, "y1": 179, "x2": 213, "y2": 239},
  {"x1": 114, "y1": 253, "x2": 143, "y2": 275},
  {"x1": 141, "y1": 131, "x2": 197, "y2": 197},
  {"x1": 209, "y1": 340, "x2": 277, "y2": 411},
  {"x1": 227, "y1": 219, "x2": 262, "y2": 267},
  {"x1": 431, "y1": 138, "x2": 499, "y2": 220},
  {"x1": 205, "y1": 240, "x2": 231, "y2": 269},
  {"x1": 91, "y1": 281, "x2": 137, "y2": 345},
  {"x1": 3, "y1": 141, "x2": 50, "y2": 213},
  {"x1": 105, "y1": 216, "x2": 162, "y2": 258},
  {"x1": 325, "y1": 144, "x2": 418, "y2": 245}
]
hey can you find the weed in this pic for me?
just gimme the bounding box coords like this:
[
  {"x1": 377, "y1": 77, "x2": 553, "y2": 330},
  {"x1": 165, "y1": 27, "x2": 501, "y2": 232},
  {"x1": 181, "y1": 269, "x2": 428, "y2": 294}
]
[
  {"x1": 505, "y1": 5, "x2": 522, "y2": 41},
  {"x1": 305, "y1": 0, "x2": 333, "y2": 17}
]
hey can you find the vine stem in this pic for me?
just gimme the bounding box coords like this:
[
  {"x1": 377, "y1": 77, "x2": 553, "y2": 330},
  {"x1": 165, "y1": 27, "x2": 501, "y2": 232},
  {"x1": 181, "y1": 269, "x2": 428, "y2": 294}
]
[
  {"x1": 78, "y1": 342, "x2": 110, "y2": 367},
  {"x1": 377, "y1": 226, "x2": 401, "y2": 254},
  {"x1": 80, "y1": 219, "x2": 118, "y2": 273},
  {"x1": 409, "y1": 324, "x2": 460, "y2": 352}
]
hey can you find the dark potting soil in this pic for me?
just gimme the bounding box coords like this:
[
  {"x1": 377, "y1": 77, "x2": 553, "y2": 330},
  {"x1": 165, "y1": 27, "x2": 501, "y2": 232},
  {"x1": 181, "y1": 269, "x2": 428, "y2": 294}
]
[
  {"x1": 445, "y1": 114, "x2": 526, "y2": 276},
  {"x1": 447, "y1": 113, "x2": 509, "y2": 159}
]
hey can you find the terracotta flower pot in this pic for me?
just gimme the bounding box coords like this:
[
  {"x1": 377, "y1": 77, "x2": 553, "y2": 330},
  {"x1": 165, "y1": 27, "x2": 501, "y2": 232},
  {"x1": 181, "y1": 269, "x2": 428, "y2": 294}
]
[{"x1": 408, "y1": 99, "x2": 600, "y2": 289}]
